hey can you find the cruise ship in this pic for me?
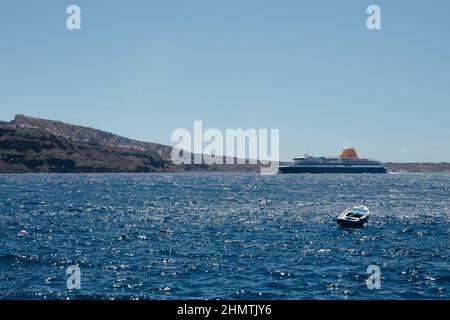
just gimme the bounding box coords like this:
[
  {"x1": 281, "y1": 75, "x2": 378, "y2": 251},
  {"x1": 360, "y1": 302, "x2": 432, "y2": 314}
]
[{"x1": 278, "y1": 148, "x2": 387, "y2": 174}]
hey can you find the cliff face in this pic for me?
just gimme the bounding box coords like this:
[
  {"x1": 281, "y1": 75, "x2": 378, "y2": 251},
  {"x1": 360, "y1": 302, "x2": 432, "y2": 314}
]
[
  {"x1": 0, "y1": 116, "x2": 176, "y2": 173},
  {"x1": 12, "y1": 114, "x2": 174, "y2": 159},
  {"x1": 0, "y1": 115, "x2": 259, "y2": 173},
  {"x1": 0, "y1": 115, "x2": 188, "y2": 173}
]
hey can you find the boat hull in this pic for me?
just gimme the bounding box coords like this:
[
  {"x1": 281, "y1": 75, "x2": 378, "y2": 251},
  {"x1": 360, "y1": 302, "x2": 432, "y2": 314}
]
[
  {"x1": 278, "y1": 166, "x2": 386, "y2": 174},
  {"x1": 336, "y1": 217, "x2": 368, "y2": 228}
]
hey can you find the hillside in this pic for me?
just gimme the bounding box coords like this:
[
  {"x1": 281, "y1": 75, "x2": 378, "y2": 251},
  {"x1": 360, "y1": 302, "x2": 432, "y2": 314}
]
[{"x1": 0, "y1": 115, "x2": 258, "y2": 173}]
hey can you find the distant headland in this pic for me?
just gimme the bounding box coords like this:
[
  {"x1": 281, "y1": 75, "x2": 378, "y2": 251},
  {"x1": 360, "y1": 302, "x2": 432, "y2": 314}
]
[
  {"x1": 0, "y1": 115, "x2": 449, "y2": 173},
  {"x1": 0, "y1": 115, "x2": 258, "y2": 173}
]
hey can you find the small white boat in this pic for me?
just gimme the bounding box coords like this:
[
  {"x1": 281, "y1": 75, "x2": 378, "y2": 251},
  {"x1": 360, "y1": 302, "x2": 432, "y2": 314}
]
[{"x1": 337, "y1": 205, "x2": 370, "y2": 228}]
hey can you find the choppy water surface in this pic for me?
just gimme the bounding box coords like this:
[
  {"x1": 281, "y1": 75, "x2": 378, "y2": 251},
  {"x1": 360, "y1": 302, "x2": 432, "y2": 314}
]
[{"x1": 0, "y1": 173, "x2": 449, "y2": 299}]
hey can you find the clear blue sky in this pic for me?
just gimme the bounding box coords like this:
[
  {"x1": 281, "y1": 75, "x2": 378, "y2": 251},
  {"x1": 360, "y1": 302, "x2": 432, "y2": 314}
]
[{"x1": 1, "y1": 0, "x2": 449, "y2": 162}]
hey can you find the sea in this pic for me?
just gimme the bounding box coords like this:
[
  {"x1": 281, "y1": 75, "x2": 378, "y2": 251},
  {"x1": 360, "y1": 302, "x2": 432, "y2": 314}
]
[{"x1": 0, "y1": 173, "x2": 449, "y2": 300}]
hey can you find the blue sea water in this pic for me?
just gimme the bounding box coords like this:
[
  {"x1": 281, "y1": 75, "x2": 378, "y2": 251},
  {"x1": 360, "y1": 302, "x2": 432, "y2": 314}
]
[{"x1": 0, "y1": 173, "x2": 449, "y2": 300}]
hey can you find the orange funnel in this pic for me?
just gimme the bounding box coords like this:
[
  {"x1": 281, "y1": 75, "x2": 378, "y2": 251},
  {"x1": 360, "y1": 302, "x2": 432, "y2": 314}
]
[{"x1": 340, "y1": 148, "x2": 359, "y2": 159}]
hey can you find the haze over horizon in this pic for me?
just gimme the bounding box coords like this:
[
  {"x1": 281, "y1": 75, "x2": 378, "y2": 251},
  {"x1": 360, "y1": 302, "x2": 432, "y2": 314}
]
[{"x1": 1, "y1": 1, "x2": 449, "y2": 162}]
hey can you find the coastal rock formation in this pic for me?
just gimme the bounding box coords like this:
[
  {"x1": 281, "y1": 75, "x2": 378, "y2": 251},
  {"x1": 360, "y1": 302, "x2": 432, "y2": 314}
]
[
  {"x1": 0, "y1": 117, "x2": 173, "y2": 173},
  {"x1": 12, "y1": 114, "x2": 174, "y2": 159},
  {"x1": 0, "y1": 115, "x2": 259, "y2": 173}
]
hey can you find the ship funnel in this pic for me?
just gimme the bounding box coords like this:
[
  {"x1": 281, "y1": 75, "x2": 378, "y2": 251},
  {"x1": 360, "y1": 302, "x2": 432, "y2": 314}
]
[{"x1": 340, "y1": 148, "x2": 358, "y2": 159}]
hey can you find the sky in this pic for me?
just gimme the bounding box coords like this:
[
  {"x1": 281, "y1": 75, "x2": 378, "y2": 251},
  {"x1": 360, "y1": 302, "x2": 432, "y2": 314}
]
[{"x1": 1, "y1": 0, "x2": 449, "y2": 162}]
